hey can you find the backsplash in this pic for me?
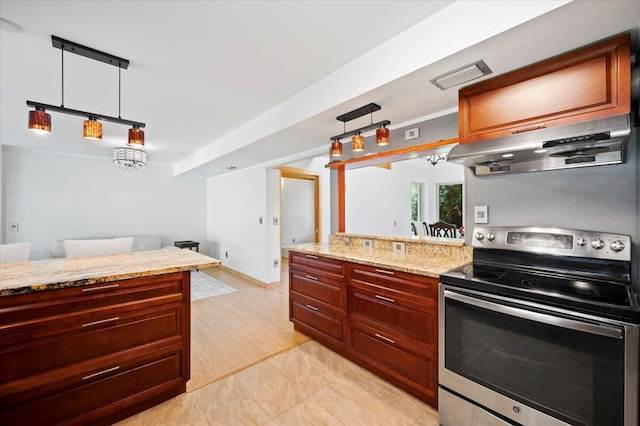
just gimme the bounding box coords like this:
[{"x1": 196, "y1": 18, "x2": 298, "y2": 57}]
[{"x1": 330, "y1": 233, "x2": 472, "y2": 261}]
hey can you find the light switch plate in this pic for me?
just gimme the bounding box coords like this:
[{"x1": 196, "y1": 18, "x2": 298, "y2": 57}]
[
  {"x1": 273, "y1": 217, "x2": 279, "y2": 225},
  {"x1": 362, "y1": 239, "x2": 372, "y2": 249},
  {"x1": 393, "y1": 241, "x2": 405, "y2": 253},
  {"x1": 9, "y1": 223, "x2": 18, "y2": 232},
  {"x1": 405, "y1": 127, "x2": 420, "y2": 140}
]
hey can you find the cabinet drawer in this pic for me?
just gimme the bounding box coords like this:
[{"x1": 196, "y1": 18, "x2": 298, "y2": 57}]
[
  {"x1": 289, "y1": 251, "x2": 345, "y2": 280},
  {"x1": 290, "y1": 295, "x2": 346, "y2": 344},
  {"x1": 0, "y1": 303, "x2": 183, "y2": 382},
  {"x1": 350, "y1": 323, "x2": 436, "y2": 400},
  {"x1": 349, "y1": 287, "x2": 436, "y2": 351},
  {"x1": 0, "y1": 346, "x2": 184, "y2": 425},
  {"x1": 290, "y1": 270, "x2": 346, "y2": 312},
  {"x1": 0, "y1": 272, "x2": 188, "y2": 325},
  {"x1": 349, "y1": 265, "x2": 437, "y2": 304}
]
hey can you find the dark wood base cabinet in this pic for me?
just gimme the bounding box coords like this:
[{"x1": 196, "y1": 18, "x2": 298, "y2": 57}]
[
  {"x1": 0, "y1": 271, "x2": 191, "y2": 425},
  {"x1": 289, "y1": 252, "x2": 439, "y2": 408}
]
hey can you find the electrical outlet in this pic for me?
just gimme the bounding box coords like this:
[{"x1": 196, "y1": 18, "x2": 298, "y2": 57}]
[
  {"x1": 273, "y1": 259, "x2": 279, "y2": 268},
  {"x1": 362, "y1": 239, "x2": 372, "y2": 248},
  {"x1": 259, "y1": 217, "x2": 264, "y2": 225},
  {"x1": 9, "y1": 223, "x2": 19, "y2": 232},
  {"x1": 393, "y1": 241, "x2": 405, "y2": 253}
]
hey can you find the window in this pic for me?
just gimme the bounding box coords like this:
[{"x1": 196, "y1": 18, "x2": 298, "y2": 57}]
[
  {"x1": 411, "y1": 183, "x2": 422, "y2": 221},
  {"x1": 438, "y1": 183, "x2": 463, "y2": 227}
]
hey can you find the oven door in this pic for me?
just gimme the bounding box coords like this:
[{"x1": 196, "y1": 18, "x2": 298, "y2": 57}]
[{"x1": 439, "y1": 284, "x2": 639, "y2": 426}]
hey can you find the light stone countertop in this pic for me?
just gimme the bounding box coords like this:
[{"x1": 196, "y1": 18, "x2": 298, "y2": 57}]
[
  {"x1": 0, "y1": 249, "x2": 221, "y2": 297},
  {"x1": 287, "y1": 243, "x2": 470, "y2": 278}
]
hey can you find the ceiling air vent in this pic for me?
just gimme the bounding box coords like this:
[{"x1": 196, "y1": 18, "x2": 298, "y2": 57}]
[{"x1": 430, "y1": 60, "x2": 492, "y2": 90}]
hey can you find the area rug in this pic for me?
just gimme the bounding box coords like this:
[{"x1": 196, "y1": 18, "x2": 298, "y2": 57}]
[{"x1": 190, "y1": 271, "x2": 237, "y2": 302}]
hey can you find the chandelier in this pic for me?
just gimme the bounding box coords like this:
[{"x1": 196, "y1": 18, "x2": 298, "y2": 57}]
[
  {"x1": 26, "y1": 36, "x2": 147, "y2": 169},
  {"x1": 424, "y1": 153, "x2": 447, "y2": 166},
  {"x1": 113, "y1": 147, "x2": 147, "y2": 170}
]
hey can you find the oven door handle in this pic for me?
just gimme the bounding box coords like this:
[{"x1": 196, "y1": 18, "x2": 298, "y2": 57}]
[{"x1": 444, "y1": 290, "x2": 624, "y2": 340}]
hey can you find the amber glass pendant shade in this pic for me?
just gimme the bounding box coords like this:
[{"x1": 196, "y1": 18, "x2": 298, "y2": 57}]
[
  {"x1": 83, "y1": 119, "x2": 102, "y2": 140},
  {"x1": 331, "y1": 140, "x2": 343, "y2": 156},
  {"x1": 352, "y1": 133, "x2": 365, "y2": 152},
  {"x1": 28, "y1": 109, "x2": 51, "y2": 135},
  {"x1": 376, "y1": 125, "x2": 389, "y2": 146},
  {"x1": 128, "y1": 127, "x2": 145, "y2": 146}
]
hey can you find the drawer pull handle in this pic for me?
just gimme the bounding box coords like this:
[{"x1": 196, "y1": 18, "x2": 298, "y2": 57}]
[
  {"x1": 306, "y1": 304, "x2": 319, "y2": 311},
  {"x1": 375, "y1": 333, "x2": 395, "y2": 344},
  {"x1": 82, "y1": 316, "x2": 120, "y2": 328},
  {"x1": 374, "y1": 294, "x2": 395, "y2": 303},
  {"x1": 82, "y1": 283, "x2": 120, "y2": 292},
  {"x1": 512, "y1": 123, "x2": 546, "y2": 134},
  {"x1": 374, "y1": 269, "x2": 394, "y2": 276},
  {"x1": 305, "y1": 254, "x2": 319, "y2": 259},
  {"x1": 305, "y1": 275, "x2": 319, "y2": 281},
  {"x1": 82, "y1": 366, "x2": 120, "y2": 381}
]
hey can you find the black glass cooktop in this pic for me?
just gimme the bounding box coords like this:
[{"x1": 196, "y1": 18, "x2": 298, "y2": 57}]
[{"x1": 441, "y1": 262, "x2": 640, "y2": 323}]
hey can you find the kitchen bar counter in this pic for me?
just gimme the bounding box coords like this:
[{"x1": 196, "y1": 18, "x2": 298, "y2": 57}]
[
  {"x1": 288, "y1": 238, "x2": 471, "y2": 278},
  {"x1": 0, "y1": 249, "x2": 220, "y2": 296}
]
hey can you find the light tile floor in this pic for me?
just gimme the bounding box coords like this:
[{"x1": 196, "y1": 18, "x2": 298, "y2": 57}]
[{"x1": 116, "y1": 340, "x2": 439, "y2": 425}]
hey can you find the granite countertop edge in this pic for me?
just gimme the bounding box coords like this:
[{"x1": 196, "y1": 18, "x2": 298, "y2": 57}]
[
  {"x1": 288, "y1": 244, "x2": 469, "y2": 278},
  {"x1": 0, "y1": 250, "x2": 221, "y2": 297}
]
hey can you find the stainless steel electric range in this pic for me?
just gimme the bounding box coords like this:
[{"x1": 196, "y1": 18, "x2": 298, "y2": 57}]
[{"x1": 439, "y1": 227, "x2": 639, "y2": 426}]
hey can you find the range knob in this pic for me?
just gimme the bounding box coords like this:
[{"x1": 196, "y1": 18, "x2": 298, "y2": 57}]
[
  {"x1": 610, "y1": 240, "x2": 626, "y2": 252},
  {"x1": 475, "y1": 232, "x2": 484, "y2": 241},
  {"x1": 486, "y1": 232, "x2": 495, "y2": 241},
  {"x1": 591, "y1": 238, "x2": 605, "y2": 250},
  {"x1": 576, "y1": 237, "x2": 586, "y2": 247}
]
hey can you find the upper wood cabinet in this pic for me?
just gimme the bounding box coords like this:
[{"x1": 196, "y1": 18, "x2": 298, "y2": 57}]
[{"x1": 458, "y1": 33, "x2": 631, "y2": 144}]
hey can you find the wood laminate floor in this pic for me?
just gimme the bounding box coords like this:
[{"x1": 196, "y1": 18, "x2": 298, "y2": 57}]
[{"x1": 116, "y1": 260, "x2": 439, "y2": 425}]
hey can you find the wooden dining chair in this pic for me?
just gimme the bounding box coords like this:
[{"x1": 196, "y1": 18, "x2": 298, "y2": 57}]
[{"x1": 429, "y1": 221, "x2": 457, "y2": 238}]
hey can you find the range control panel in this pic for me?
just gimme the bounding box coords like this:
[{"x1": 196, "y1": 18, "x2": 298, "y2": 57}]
[{"x1": 472, "y1": 226, "x2": 631, "y2": 261}]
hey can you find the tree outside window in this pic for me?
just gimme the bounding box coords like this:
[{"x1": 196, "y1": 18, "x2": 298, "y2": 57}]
[
  {"x1": 438, "y1": 183, "x2": 463, "y2": 227},
  {"x1": 411, "y1": 183, "x2": 422, "y2": 221}
]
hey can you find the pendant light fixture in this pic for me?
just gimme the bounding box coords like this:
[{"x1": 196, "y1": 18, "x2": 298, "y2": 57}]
[
  {"x1": 128, "y1": 125, "x2": 145, "y2": 146},
  {"x1": 26, "y1": 36, "x2": 147, "y2": 169},
  {"x1": 351, "y1": 132, "x2": 365, "y2": 152},
  {"x1": 376, "y1": 124, "x2": 389, "y2": 146},
  {"x1": 331, "y1": 139, "x2": 343, "y2": 157},
  {"x1": 331, "y1": 103, "x2": 390, "y2": 156},
  {"x1": 83, "y1": 117, "x2": 102, "y2": 140},
  {"x1": 28, "y1": 107, "x2": 51, "y2": 135}
]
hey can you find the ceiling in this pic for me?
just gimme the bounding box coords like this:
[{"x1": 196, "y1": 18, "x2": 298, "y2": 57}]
[{"x1": 1, "y1": 1, "x2": 639, "y2": 179}]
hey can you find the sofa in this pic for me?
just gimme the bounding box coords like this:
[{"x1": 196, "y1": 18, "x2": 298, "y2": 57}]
[{"x1": 51, "y1": 234, "x2": 179, "y2": 258}]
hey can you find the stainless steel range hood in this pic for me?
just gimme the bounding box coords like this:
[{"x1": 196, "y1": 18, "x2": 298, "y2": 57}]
[{"x1": 447, "y1": 114, "x2": 631, "y2": 175}]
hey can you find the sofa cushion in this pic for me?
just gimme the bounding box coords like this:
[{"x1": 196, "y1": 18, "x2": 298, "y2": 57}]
[
  {"x1": 0, "y1": 242, "x2": 32, "y2": 263},
  {"x1": 63, "y1": 237, "x2": 134, "y2": 258},
  {"x1": 132, "y1": 234, "x2": 162, "y2": 251}
]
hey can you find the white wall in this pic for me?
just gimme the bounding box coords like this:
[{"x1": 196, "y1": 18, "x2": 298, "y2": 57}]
[
  {"x1": 207, "y1": 166, "x2": 275, "y2": 283},
  {"x1": 2, "y1": 147, "x2": 207, "y2": 259},
  {"x1": 206, "y1": 156, "x2": 331, "y2": 285},
  {"x1": 346, "y1": 159, "x2": 464, "y2": 237}
]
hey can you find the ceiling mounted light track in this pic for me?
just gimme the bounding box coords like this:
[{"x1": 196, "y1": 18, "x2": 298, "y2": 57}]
[
  {"x1": 330, "y1": 103, "x2": 391, "y2": 157},
  {"x1": 26, "y1": 36, "x2": 147, "y2": 167}
]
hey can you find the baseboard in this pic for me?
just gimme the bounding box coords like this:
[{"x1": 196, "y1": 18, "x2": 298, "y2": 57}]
[{"x1": 219, "y1": 265, "x2": 280, "y2": 288}]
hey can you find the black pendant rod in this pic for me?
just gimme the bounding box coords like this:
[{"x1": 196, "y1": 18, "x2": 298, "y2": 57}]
[
  {"x1": 61, "y1": 48, "x2": 64, "y2": 107},
  {"x1": 118, "y1": 67, "x2": 121, "y2": 118},
  {"x1": 331, "y1": 120, "x2": 390, "y2": 141},
  {"x1": 27, "y1": 100, "x2": 145, "y2": 128}
]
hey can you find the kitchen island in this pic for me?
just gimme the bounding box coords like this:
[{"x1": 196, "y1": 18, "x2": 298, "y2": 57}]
[
  {"x1": 0, "y1": 249, "x2": 220, "y2": 425},
  {"x1": 287, "y1": 233, "x2": 470, "y2": 408}
]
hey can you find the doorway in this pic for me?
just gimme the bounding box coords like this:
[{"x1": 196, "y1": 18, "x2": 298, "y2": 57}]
[{"x1": 280, "y1": 167, "x2": 321, "y2": 263}]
